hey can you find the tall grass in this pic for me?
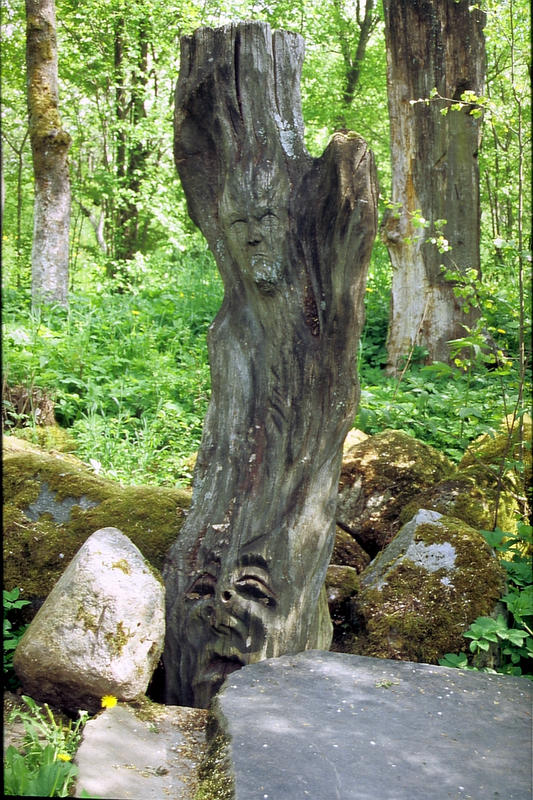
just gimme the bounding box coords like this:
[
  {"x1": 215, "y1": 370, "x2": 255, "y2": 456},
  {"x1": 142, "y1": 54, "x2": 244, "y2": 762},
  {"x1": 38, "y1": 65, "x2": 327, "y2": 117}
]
[{"x1": 1, "y1": 244, "x2": 528, "y2": 484}]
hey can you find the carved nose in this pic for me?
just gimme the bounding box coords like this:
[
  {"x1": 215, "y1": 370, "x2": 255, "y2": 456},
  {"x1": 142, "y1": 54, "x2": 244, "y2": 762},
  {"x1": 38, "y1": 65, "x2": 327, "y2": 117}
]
[{"x1": 247, "y1": 222, "x2": 263, "y2": 245}]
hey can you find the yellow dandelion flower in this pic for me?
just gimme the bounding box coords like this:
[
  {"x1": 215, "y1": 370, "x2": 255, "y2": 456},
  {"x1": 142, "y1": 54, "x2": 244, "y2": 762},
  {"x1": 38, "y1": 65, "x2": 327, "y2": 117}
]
[
  {"x1": 131, "y1": 310, "x2": 140, "y2": 316},
  {"x1": 101, "y1": 694, "x2": 118, "y2": 708},
  {"x1": 56, "y1": 752, "x2": 71, "y2": 761}
]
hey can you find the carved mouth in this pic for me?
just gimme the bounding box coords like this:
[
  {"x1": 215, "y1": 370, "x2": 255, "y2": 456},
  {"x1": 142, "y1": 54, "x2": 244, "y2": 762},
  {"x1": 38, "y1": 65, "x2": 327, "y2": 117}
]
[
  {"x1": 206, "y1": 655, "x2": 245, "y2": 679},
  {"x1": 193, "y1": 655, "x2": 246, "y2": 706}
]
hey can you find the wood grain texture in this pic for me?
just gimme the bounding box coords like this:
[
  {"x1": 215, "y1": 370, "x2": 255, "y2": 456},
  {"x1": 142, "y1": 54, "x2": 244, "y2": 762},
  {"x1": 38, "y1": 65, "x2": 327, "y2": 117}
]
[{"x1": 163, "y1": 21, "x2": 378, "y2": 707}]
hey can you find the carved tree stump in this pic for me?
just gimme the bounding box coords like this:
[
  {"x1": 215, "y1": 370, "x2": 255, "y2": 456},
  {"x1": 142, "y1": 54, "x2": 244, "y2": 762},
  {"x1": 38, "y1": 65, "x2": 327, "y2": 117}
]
[{"x1": 163, "y1": 21, "x2": 378, "y2": 707}]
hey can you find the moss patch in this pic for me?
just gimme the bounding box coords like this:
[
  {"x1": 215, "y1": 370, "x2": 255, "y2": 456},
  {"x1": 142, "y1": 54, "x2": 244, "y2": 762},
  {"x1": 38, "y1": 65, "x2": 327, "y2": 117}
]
[
  {"x1": 112, "y1": 559, "x2": 131, "y2": 575},
  {"x1": 399, "y1": 474, "x2": 517, "y2": 534},
  {"x1": 75, "y1": 606, "x2": 98, "y2": 635},
  {"x1": 331, "y1": 527, "x2": 370, "y2": 573},
  {"x1": 104, "y1": 621, "x2": 132, "y2": 657},
  {"x1": 3, "y1": 437, "x2": 190, "y2": 619},
  {"x1": 194, "y1": 712, "x2": 235, "y2": 800},
  {"x1": 351, "y1": 516, "x2": 505, "y2": 663},
  {"x1": 12, "y1": 424, "x2": 78, "y2": 454}
]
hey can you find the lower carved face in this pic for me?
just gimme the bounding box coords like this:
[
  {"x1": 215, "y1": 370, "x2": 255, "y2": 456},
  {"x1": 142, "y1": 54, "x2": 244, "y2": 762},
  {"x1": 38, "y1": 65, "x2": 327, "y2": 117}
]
[{"x1": 178, "y1": 554, "x2": 279, "y2": 707}]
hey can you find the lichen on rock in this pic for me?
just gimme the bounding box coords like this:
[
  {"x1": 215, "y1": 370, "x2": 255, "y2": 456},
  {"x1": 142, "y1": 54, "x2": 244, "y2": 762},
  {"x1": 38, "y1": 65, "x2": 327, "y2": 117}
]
[
  {"x1": 13, "y1": 527, "x2": 166, "y2": 713},
  {"x1": 350, "y1": 509, "x2": 505, "y2": 664}
]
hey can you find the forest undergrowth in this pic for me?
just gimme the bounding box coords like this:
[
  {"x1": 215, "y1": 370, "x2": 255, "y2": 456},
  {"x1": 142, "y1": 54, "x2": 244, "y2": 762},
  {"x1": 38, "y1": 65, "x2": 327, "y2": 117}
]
[{"x1": 2, "y1": 242, "x2": 529, "y2": 487}]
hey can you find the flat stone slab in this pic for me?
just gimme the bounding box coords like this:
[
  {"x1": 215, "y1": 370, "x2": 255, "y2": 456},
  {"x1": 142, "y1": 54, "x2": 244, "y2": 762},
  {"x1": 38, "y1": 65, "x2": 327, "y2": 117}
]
[
  {"x1": 74, "y1": 702, "x2": 207, "y2": 799},
  {"x1": 214, "y1": 650, "x2": 532, "y2": 800}
]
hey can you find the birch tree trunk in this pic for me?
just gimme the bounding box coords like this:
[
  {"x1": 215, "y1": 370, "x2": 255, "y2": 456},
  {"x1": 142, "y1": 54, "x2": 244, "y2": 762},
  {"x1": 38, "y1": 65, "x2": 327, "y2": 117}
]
[
  {"x1": 163, "y1": 21, "x2": 378, "y2": 708},
  {"x1": 26, "y1": 0, "x2": 71, "y2": 308},
  {"x1": 382, "y1": 0, "x2": 486, "y2": 373}
]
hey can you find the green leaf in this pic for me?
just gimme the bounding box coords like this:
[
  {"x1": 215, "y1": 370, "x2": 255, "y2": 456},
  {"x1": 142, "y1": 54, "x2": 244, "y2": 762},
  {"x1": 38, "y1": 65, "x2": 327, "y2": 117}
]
[
  {"x1": 438, "y1": 652, "x2": 469, "y2": 669},
  {"x1": 480, "y1": 529, "x2": 506, "y2": 548},
  {"x1": 502, "y1": 585, "x2": 533, "y2": 620},
  {"x1": 505, "y1": 628, "x2": 527, "y2": 646}
]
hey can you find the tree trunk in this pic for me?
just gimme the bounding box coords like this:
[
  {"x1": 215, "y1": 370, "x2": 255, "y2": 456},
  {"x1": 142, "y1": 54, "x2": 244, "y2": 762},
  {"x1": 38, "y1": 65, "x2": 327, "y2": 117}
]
[
  {"x1": 111, "y1": 16, "x2": 150, "y2": 270},
  {"x1": 163, "y1": 21, "x2": 378, "y2": 708},
  {"x1": 334, "y1": 0, "x2": 379, "y2": 127},
  {"x1": 26, "y1": 0, "x2": 71, "y2": 308},
  {"x1": 382, "y1": 0, "x2": 486, "y2": 373}
]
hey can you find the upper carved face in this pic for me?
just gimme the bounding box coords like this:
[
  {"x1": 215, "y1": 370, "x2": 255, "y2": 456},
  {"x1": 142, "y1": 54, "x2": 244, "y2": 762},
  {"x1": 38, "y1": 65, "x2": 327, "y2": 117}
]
[
  {"x1": 219, "y1": 169, "x2": 290, "y2": 293},
  {"x1": 178, "y1": 551, "x2": 279, "y2": 707}
]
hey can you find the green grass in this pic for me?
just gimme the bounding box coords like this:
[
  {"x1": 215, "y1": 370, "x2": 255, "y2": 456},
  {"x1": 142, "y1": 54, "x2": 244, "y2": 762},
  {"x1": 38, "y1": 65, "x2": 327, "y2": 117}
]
[
  {"x1": 1, "y1": 244, "x2": 529, "y2": 484},
  {"x1": 2, "y1": 248, "x2": 222, "y2": 486}
]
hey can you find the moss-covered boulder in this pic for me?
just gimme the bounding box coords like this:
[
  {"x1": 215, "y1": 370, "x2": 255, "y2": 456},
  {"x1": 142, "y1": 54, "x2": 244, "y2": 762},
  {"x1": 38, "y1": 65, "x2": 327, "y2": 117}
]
[
  {"x1": 337, "y1": 430, "x2": 455, "y2": 557},
  {"x1": 459, "y1": 414, "x2": 532, "y2": 526},
  {"x1": 397, "y1": 417, "x2": 531, "y2": 536},
  {"x1": 11, "y1": 424, "x2": 78, "y2": 454},
  {"x1": 330, "y1": 527, "x2": 371, "y2": 573},
  {"x1": 3, "y1": 436, "x2": 191, "y2": 618},
  {"x1": 460, "y1": 414, "x2": 531, "y2": 482},
  {"x1": 398, "y1": 474, "x2": 512, "y2": 533},
  {"x1": 349, "y1": 509, "x2": 505, "y2": 664}
]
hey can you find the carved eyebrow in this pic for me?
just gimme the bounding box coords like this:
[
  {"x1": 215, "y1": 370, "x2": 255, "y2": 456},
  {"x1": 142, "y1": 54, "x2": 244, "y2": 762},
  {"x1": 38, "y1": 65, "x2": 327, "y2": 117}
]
[{"x1": 238, "y1": 553, "x2": 269, "y2": 570}]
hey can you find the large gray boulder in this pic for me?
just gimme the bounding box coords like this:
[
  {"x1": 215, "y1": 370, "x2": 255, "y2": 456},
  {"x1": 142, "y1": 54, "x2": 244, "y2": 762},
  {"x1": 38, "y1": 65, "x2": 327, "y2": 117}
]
[
  {"x1": 207, "y1": 650, "x2": 532, "y2": 800},
  {"x1": 351, "y1": 509, "x2": 505, "y2": 663},
  {"x1": 13, "y1": 527, "x2": 165, "y2": 713}
]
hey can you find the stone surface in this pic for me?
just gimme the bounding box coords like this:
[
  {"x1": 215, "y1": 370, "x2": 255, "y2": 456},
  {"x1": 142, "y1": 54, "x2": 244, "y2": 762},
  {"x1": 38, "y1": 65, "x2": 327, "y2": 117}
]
[
  {"x1": 74, "y1": 702, "x2": 207, "y2": 799},
  {"x1": 214, "y1": 650, "x2": 533, "y2": 800},
  {"x1": 3, "y1": 435, "x2": 190, "y2": 619},
  {"x1": 13, "y1": 527, "x2": 165, "y2": 712},
  {"x1": 337, "y1": 429, "x2": 454, "y2": 557},
  {"x1": 342, "y1": 428, "x2": 369, "y2": 451},
  {"x1": 350, "y1": 509, "x2": 505, "y2": 663},
  {"x1": 399, "y1": 475, "x2": 508, "y2": 535}
]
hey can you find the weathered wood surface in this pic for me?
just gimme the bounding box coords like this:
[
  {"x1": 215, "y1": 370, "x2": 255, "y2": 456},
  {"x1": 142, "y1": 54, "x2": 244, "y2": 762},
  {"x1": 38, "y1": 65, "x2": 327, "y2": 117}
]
[
  {"x1": 382, "y1": 0, "x2": 485, "y2": 372},
  {"x1": 163, "y1": 21, "x2": 378, "y2": 707}
]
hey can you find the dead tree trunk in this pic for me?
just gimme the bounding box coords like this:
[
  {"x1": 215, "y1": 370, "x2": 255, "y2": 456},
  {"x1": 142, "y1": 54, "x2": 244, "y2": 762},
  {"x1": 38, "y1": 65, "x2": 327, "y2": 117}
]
[
  {"x1": 382, "y1": 0, "x2": 486, "y2": 373},
  {"x1": 26, "y1": 0, "x2": 71, "y2": 308},
  {"x1": 163, "y1": 22, "x2": 378, "y2": 708}
]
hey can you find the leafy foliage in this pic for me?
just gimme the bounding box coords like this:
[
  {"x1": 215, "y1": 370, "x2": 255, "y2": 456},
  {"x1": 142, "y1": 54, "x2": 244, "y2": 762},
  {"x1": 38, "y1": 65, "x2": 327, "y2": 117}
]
[
  {"x1": 2, "y1": 247, "x2": 222, "y2": 485},
  {"x1": 3, "y1": 587, "x2": 30, "y2": 689},
  {"x1": 439, "y1": 523, "x2": 533, "y2": 679},
  {"x1": 4, "y1": 695, "x2": 88, "y2": 797}
]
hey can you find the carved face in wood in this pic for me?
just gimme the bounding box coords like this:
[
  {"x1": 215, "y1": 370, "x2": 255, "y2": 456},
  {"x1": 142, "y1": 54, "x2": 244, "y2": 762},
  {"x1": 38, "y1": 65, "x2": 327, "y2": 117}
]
[
  {"x1": 177, "y1": 550, "x2": 279, "y2": 707},
  {"x1": 219, "y1": 166, "x2": 290, "y2": 294}
]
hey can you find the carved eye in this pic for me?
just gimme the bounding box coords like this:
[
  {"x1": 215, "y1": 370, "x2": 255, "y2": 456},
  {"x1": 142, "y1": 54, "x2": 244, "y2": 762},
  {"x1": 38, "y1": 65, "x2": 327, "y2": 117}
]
[
  {"x1": 186, "y1": 573, "x2": 216, "y2": 600},
  {"x1": 260, "y1": 210, "x2": 277, "y2": 221},
  {"x1": 235, "y1": 575, "x2": 276, "y2": 607}
]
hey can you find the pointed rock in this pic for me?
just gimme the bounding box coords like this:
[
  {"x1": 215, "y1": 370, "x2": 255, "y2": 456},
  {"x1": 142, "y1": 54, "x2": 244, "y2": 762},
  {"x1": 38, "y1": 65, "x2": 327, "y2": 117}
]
[{"x1": 14, "y1": 527, "x2": 165, "y2": 712}]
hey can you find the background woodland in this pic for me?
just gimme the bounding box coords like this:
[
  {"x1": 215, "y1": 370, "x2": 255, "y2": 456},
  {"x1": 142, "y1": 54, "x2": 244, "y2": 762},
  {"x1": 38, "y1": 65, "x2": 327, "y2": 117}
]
[{"x1": 1, "y1": 0, "x2": 530, "y2": 493}]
